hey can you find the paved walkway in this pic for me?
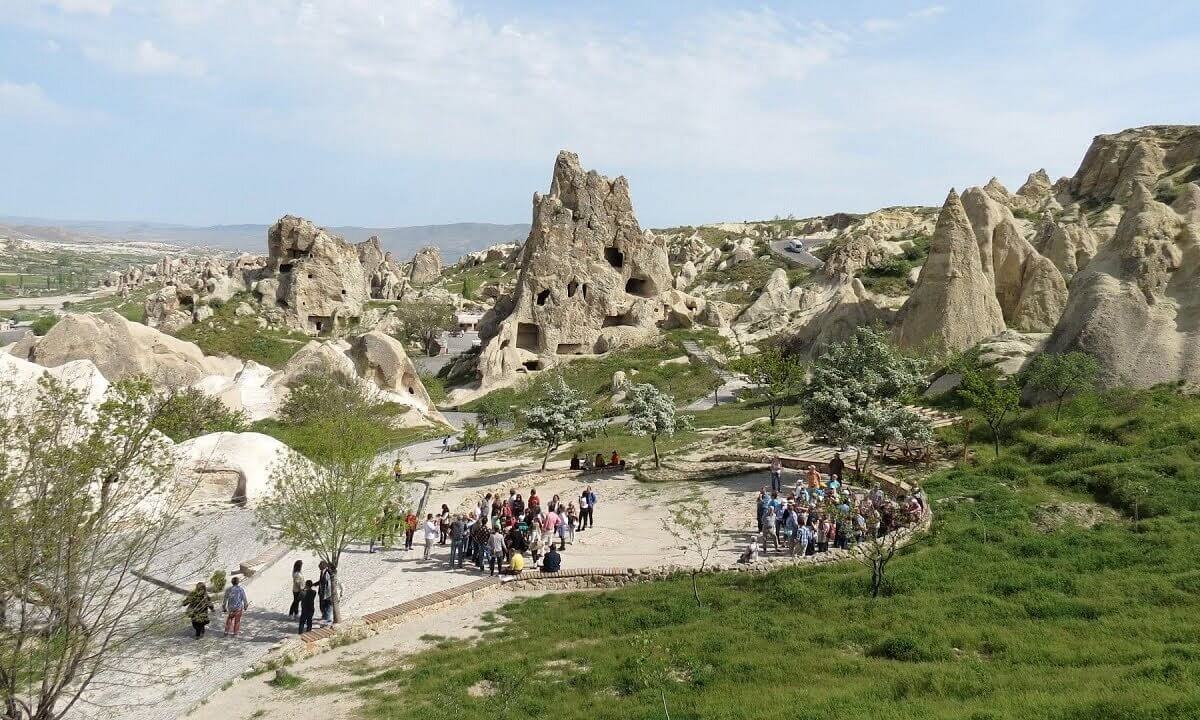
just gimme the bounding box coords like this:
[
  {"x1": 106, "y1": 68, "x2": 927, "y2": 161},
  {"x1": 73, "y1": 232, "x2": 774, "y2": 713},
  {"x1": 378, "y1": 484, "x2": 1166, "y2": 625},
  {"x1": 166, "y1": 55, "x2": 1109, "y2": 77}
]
[{"x1": 681, "y1": 339, "x2": 748, "y2": 410}]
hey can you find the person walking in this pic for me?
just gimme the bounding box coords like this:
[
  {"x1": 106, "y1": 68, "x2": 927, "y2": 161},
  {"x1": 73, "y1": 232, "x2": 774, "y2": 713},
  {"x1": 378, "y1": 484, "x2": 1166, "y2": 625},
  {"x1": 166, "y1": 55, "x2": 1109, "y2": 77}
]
[
  {"x1": 422, "y1": 513, "x2": 438, "y2": 560},
  {"x1": 221, "y1": 576, "x2": 248, "y2": 638},
  {"x1": 438, "y1": 504, "x2": 451, "y2": 545},
  {"x1": 182, "y1": 582, "x2": 213, "y2": 639},
  {"x1": 567, "y1": 502, "x2": 579, "y2": 542},
  {"x1": 297, "y1": 580, "x2": 317, "y2": 634},
  {"x1": 288, "y1": 560, "x2": 303, "y2": 617}
]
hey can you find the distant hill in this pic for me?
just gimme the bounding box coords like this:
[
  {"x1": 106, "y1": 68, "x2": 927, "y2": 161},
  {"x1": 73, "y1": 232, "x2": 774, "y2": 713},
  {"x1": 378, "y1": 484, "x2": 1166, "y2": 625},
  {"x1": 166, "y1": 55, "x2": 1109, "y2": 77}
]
[{"x1": 0, "y1": 215, "x2": 530, "y2": 261}]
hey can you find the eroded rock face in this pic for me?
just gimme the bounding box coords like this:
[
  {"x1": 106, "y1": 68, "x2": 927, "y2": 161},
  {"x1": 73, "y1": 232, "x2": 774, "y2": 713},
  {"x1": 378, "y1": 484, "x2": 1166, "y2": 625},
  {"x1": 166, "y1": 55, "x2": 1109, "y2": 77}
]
[
  {"x1": 1044, "y1": 184, "x2": 1200, "y2": 388},
  {"x1": 267, "y1": 215, "x2": 370, "y2": 335},
  {"x1": 894, "y1": 190, "x2": 1006, "y2": 352},
  {"x1": 346, "y1": 331, "x2": 436, "y2": 412},
  {"x1": 474, "y1": 151, "x2": 678, "y2": 388},
  {"x1": 357, "y1": 236, "x2": 406, "y2": 300},
  {"x1": 962, "y1": 186, "x2": 1067, "y2": 332},
  {"x1": 14, "y1": 310, "x2": 240, "y2": 389},
  {"x1": 1035, "y1": 212, "x2": 1099, "y2": 276},
  {"x1": 1068, "y1": 126, "x2": 1200, "y2": 205},
  {"x1": 1014, "y1": 169, "x2": 1054, "y2": 210},
  {"x1": 408, "y1": 246, "x2": 443, "y2": 285}
]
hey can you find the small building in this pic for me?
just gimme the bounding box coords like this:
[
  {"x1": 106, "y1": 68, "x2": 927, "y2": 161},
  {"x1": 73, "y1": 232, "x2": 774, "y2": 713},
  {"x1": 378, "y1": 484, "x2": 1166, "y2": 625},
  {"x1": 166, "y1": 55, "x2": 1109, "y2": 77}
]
[{"x1": 455, "y1": 312, "x2": 483, "y2": 332}]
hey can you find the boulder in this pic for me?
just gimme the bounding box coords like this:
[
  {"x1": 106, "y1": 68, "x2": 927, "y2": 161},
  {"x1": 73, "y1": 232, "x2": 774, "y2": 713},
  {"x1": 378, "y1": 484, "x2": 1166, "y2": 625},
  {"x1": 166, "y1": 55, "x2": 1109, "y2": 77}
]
[
  {"x1": 894, "y1": 190, "x2": 1006, "y2": 352},
  {"x1": 144, "y1": 286, "x2": 192, "y2": 333},
  {"x1": 173, "y1": 432, "x2": 301, "y2": 502},
  {"x1": 17, "y1": 310, "x2": 240, "y2": 389}
]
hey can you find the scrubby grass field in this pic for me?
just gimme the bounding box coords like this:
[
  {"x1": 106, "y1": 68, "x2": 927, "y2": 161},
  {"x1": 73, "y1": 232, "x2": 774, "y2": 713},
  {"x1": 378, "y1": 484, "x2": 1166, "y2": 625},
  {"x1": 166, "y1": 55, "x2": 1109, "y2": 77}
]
[{"x1": 318, "y1": 388, "x2": 1200, "y2": 719}]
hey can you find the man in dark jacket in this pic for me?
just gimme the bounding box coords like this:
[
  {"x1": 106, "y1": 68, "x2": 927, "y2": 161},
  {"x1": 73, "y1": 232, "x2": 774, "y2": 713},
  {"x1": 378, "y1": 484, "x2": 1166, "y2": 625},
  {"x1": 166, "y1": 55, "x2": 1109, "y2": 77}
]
[{"x1": 541, "y1": 546, "x2": 562, "y2": 573}]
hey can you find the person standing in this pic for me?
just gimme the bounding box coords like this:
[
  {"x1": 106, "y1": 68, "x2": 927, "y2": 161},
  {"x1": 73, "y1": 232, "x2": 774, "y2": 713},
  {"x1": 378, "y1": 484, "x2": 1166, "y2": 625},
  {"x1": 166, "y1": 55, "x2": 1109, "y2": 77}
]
[
  {"x1": 829, "y1": 453, "x2": 845, "y2": 482},
  {"x1": 567, "y1": 502, "x2": 579, "y2": 541},
  {"x1": 182, "y1": 582, "x2": 213, "y2": 639},
  {"x1": 392, "y1": 458, "x2": 404, "y2": 480},
  {"x1": 489, "y1": 526, "x2": 506, "y2": 576},
  {"x1": 449, "y1": 514, "x2": 467, "y2": 568},
  {"x1": 472, "y1": 516, "x2": 490, "y2": 569},
  {"x1": 318, "y1": 561, "x2": 333, "y2": 625},
  {"x1": 221, "y1": 576, "x2": 248, "y2": 638},
  {"x1": 579, "y1": 486, "x2": 596, "y2": 530},
  {"x1": 438, "y1": 504, "x2": 451, "y2": 545},
  {"x1": 288, "y1": 560, "x2": 303, "y2": 617},
  {"x1": 422, "y1": 513, "x2": 438, "y2": 560},
  {"x1": 404, "y1": 509, "x2": 418, "y2": 550},
  {"x1": 761, "y1": 507, "x2": 778, "y2": 553},
  {"x1": 770, "y1": 457, "x2": 783, "y2": 494},
  {"x1": 297, "y1": 580, "x2": 317, "y2": 634}
]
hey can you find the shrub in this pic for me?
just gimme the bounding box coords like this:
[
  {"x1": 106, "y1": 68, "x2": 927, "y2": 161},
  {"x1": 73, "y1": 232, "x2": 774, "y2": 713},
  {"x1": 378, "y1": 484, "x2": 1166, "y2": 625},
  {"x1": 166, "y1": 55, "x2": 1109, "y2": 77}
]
[{"x1": 30, "y1": 314, "x2": 59, "y2": 336}]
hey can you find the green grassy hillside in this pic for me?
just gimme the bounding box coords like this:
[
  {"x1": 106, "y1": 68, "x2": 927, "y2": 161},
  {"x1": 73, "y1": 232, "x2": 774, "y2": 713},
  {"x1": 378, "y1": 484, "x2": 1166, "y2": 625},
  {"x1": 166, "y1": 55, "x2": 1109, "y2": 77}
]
[{"x1": 319, "y1": 387, "x2": 1200, "y2": 719}]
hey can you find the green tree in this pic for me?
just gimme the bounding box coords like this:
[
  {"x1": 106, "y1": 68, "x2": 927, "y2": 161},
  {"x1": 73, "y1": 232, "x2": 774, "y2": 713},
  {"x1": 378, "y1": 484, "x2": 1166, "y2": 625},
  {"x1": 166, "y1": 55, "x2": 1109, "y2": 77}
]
[
  {"x1": 151, "y1": 387, "x2": 247, "y2": 442},
  {"x1": 730, "y1": 346, "x2": 805, "y2": 425},
  {"x1": 521, "y1": 378, "x2": 592, "y2": 471},
  {"x1": 0, "y1": 376, "x2": 209, "y2": 720},
  {"x1": 626, "y1": 383, "x2": 693, "y2": 469},
  {"x1": 474, "y1": 392, "x2": 514, "y2": 429},
  {"x1": 959, "y1": 369, "x2": 1020, "y2": 457},
  {"x1": 459, "y1": 420, "x2": 490, "y2": 460},
  {"x1": 799, "y1": 327, "x2": 927, "y2": 470},
  {"x1": 255, "y1": 414, "x2": 389, "y2": 623},
  {"x1": 1023, "y1": 351, "x2": 1100, "y2": 420},
  {"x1": 30, "y1": 314, "x2": 58, "y2": 336},
  {"x1": 660, "y1": 494, "x2": 724, "y2": 608}
]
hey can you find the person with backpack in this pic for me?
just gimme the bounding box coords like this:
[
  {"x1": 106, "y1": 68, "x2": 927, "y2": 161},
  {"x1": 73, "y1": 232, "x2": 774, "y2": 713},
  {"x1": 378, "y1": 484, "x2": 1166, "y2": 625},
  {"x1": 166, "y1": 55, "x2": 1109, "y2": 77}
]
[
  {"x1": 579, "y1": 486, "x2": 596, "y2": 530},
  {"x1": 183, "y1": 582, "x2": 213, "y2": 639},
  {"x1": 488, "y1": 526, "x2": 506, "y2": 576}
]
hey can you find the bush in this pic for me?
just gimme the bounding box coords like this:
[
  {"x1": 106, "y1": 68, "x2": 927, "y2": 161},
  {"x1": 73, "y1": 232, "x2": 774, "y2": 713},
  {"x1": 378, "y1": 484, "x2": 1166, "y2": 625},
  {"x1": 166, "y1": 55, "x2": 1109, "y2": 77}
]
[
  {"x1": 30, "y1": 314, "x2": 59, "y2": 336},
  {"x1": 867, "y1": 634, "x2": 950, "y2": 662},
  {"x1": 151, "y1": 387, "x2": 247, "y2": 442}
]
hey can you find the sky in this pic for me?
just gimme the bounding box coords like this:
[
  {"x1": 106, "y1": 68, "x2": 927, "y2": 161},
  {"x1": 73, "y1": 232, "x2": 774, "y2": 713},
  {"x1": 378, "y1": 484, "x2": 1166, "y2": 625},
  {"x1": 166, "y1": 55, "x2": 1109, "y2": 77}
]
[{"x1": 1, "y1": 0, "x2": 1198, "y2": 229}]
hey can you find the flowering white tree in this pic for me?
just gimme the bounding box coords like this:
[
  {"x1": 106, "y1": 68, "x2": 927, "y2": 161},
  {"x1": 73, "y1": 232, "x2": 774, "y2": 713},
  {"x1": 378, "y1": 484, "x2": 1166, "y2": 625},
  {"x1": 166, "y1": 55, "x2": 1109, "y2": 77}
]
[
  {"x1": 522, "y1": 378, "x2": 593, "y2": 470},
  {"x1": 837, "y1": 401, "x2": 931, "y2": 480},
  {"x1": 626, "y1": 383, "x2": 692, "y2": 469}
]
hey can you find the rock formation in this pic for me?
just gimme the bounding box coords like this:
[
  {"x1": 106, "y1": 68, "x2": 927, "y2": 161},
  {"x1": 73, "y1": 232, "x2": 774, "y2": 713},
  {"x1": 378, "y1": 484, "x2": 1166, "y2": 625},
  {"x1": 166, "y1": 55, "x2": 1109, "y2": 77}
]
[
  {"x1": 962, "y1": 186, "x2": 1067, "y2": 331},
  {"x1": 356, "y1": 236, "x2": 406, "y2": 300},
  {"x1": 1068, "y1": 126, "x2": 1200, "y2": 205},
  {"x1": 472, "y1": 151, "x2": 693, "y2": 391},
  {"x1": 1035, "y1": 211, "x2": 1099, "y2": 276},
  {"x1": 1042, "y1": 183, "x2": 1200, "y2": 388},
  {"x1": 10, "y1": 310, "x2": 240, "y2": 389},
  {"x1": 1013, "y1": 169, "x2": 1054, "y2": 210},
  {"x1": 894, "y1": 190, "x2": 1006, "y2": 352},
  {"x1": 264, "y1": 215, "x2": 371, "y2": 335},
  {"x1": 407, "y1": 246, "x2": 444, "y2": 285},
  {"x1": 173, "y1": 432, "x2": 301, "y2": 502}
]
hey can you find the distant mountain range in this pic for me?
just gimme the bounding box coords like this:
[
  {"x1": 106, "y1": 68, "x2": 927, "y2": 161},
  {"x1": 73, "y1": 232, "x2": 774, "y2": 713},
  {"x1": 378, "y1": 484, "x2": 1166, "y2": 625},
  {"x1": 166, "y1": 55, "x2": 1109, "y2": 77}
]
[{"x1": 0, "y1": 215, "x2": 531, "y2": 261}]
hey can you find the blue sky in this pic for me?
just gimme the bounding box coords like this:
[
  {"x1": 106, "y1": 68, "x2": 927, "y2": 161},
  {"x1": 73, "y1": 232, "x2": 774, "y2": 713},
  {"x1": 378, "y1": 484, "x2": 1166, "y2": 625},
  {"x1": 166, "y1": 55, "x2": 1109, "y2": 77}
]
[{"x1": 1, "y1": 1, "x2": 1198, "y2": 228}]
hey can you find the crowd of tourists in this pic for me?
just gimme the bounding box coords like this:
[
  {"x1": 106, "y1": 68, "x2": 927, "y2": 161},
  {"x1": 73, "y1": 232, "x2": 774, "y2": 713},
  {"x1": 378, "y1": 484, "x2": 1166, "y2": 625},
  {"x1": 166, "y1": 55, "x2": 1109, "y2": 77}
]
[{"x1": 744, "y1": 454, "x2": 924, "y2": 562}]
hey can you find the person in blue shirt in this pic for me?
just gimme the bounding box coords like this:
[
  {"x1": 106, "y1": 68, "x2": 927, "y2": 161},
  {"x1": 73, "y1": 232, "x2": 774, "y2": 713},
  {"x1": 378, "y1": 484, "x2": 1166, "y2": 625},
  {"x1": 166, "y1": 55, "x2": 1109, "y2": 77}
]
[{"x1": 541, "y1": 546, "x2": 562, "y2": 572}]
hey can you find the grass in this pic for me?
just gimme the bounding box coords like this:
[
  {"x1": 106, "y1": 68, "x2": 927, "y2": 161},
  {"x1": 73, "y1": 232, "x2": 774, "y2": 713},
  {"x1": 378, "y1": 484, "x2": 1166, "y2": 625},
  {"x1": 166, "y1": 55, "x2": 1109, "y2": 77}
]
[
  {"x1": 460, "y1": 329, "x2": 725, "y2": 415},
  {"x1": 859, "y1": 233, "x2": 931, "y2": 297},
  {"x1": 250, "y1": 416, "x2": 438, "y2": 462},
  {"x1": 267, "y1": 669, "x2": 305, "y2": 690},
  {"x1": 332, "y1": 387, "x2": 1200, "y2": 719},
  {"x1": 67, "y1": 283, "x2": 160, "y2": 323},
  {"x1": 174, "y1": 292, "x2": 310, "y2": 368}
]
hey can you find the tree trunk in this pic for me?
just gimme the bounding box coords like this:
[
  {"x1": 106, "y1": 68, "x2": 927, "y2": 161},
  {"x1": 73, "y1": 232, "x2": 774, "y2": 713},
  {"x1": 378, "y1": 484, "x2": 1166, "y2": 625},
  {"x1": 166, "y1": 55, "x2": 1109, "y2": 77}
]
[
  {"x1": 1055, "y1": 395, "x2": 1065, "y2": 421},
  {"x1": 652, "y1": 435, "x2": 660, "y2": 469},
  {"x1": 991, "y1": 426, "x2": 1001, "y2": 457},
  {"x1": 769, "y1": 403, "x2": 779, "y2": 426},
  {"x1": 871, "y1": 562, "x2": 883, "y2": 598},
  {"x1": 541, "y1": 444, "x2": 551, "y2": 471},
  {"x1": 472, "y1": 444, "x2": 480, "y2": 461},
  {"x1": 691, "y1": 570, "x2": 702, "y2": 608}
]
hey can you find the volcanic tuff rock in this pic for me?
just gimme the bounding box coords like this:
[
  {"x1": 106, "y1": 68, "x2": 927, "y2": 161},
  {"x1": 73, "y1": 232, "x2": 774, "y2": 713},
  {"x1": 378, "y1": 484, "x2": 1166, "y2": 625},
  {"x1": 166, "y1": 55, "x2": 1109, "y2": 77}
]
[
  {"x1": 408, "y1": 246, "x2": 443, "y2": 285},
  {"x1": 1068, "y1": 126, "x2": 1200, "y2": 205},
  {"x1": 1014, "y1": 169, "x2": 1054, "y2": 209},
  {"x1": 11, "y1": 310, "x2": 240, "y2": 389},
  {"x1": 962, "y1": 186, "x2": 1067, "y2": 332},
  {"x1": 1043, "y1": 183, "x2": 1200, "y2": 389},
  {"x1": 1035, "y1": 211, "x2": 1099, "y2": 276},
  {"x1": 263, "y1": 215, "x2": 372, "y2": 335},
  {"x1": 894, "y1": 190, "x2": 1006, "y2": 352},
  {"x1": 473, "y1": 151, "x2": 689, "y2": 390}
]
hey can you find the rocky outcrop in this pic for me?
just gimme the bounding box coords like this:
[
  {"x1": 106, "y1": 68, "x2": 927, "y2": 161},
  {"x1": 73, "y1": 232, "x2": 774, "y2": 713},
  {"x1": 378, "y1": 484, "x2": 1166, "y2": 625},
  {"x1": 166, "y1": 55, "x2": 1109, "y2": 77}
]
[
  {"x1": 173, "y1": 432, "x2": 301, "y2": 502},
  {"x1": 894, "y1": 190, "x2": 1006, "y2": 352},
  {"x1": 144, "y1": 286, "x2": 192, "y2": 333},
  {"x1": 962, "y1": 186, "x2": 1067, "y2": 332},
  {"x1": 266, "y1": 216, "x2": 371, "y2": 335},
  {"x1": 407, "y1": 246, "x2": 443, "y2": 285},
  {"x1": 472, "y1": 151, "x2": 687, "y2": 390},
  {"x1": 1043, "y1": 183, "x2": 1200, "y2": 388},
  {"x1": 357, "y1": 236, "x2": 406, "y2": 300},
  {"x1": 1014, "y1": 169, "x2": 1054, "y2": 210},
  {"x1": 1035, "y1": 212, "x2": 1099, "y2": 276},
  {"x1": 346, "y1": 331, "x2": 437, "y2": 414},
  {"x1": 1068, "y1": 126, "x2": 1200, "y2": 205},
  {"x1": 11, "y1": 310, "x2": 240, "y2": 389},
  {"x1": 1, "y1": 353, "x2": 110, "y2": 413},
  {"x1": 780, "y1": 278, "x2": 893, "y2": 358}
]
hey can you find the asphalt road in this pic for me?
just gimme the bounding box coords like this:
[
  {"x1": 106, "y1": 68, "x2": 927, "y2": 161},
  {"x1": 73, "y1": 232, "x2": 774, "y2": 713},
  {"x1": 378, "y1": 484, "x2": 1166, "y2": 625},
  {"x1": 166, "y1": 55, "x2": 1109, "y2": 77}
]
[{"x1": 768, "y1": 238, "x2": 828, "y2": 269}]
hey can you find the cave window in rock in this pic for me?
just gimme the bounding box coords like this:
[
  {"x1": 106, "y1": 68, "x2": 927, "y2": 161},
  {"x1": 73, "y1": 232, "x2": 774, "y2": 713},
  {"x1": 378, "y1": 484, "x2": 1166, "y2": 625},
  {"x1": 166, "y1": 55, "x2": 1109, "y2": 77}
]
[
  {"x1": 602, "y1": 311, "x2": 636, "y2": 328},
  {"x1": 536, "y1": 288, "x2": 551, "y2": 306},
  {"x1": 581, "y1": 283, "x2": 589, "y2": 299},
  {"x1": 309, "y1": 315, "x2": 331, "y2": 335},
  {"x1": 557, "y1": 343, "x2": 584, "y2": 355},
  {"x1": 522, "y1": 360, "x2": 542, "y2": 372},
  {"x1": 625, "y1": 275, "x2": 656, "y2": 298},
  {"x1": 604, "y1": 247, "x2": 624, "y2": 268},
  {"x1": 307, "y1": 273, "x2": 314, "y2": 279},
  {"x1": 516, "y1": 322, "x2": 540, "y2": 351},
  {"x1": 279, "y1": 263, "x2": 293, "y2": 273},
  {"x1": 567, "y1": 280, "x2": 579, "y2": 298}
]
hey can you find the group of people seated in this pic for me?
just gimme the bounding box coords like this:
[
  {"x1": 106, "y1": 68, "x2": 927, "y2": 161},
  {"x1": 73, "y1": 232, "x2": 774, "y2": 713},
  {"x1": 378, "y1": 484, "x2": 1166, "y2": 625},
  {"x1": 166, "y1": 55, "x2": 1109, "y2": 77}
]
[
  {"x1": 570, "y1": 450, "x2": 626, "y2": 472},
  {"x1": 742, "y1": 464, "x2": 925, "y2": 563}
]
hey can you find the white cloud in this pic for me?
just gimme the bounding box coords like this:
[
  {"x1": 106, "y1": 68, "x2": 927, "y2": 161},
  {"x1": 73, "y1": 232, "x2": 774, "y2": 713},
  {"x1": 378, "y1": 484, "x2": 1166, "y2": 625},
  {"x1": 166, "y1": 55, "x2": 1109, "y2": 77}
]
[
  {"x1": 0, "y1": 80, "x2": 71, "y2": 122},
  {"x1": 84, "y1": 39, "x2": 205, "y2": 76},
  {"x1": 42, "y1": 0, "x2": 112, "y2": 15},
  {"x1": 863, "y1": 4, "x2": 946, "y2": 33}
]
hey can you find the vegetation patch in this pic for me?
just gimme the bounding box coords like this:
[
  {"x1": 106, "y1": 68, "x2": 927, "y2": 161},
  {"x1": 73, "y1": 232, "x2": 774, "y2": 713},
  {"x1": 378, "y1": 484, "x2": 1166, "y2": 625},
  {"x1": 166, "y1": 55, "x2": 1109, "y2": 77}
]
[{"x1": 174, "y1": 292, "x2": 310, "y2": 367}]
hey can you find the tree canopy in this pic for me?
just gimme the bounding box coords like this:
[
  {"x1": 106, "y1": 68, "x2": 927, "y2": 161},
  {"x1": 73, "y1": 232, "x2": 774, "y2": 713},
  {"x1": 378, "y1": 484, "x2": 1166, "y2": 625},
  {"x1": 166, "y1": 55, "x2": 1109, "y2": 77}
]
[
  {"x1": 522, "y1": 377, "x2": 593, "y2": 470},
  {"x1": 626, "y1": 383, "x2": 693, "y2": 468}
]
